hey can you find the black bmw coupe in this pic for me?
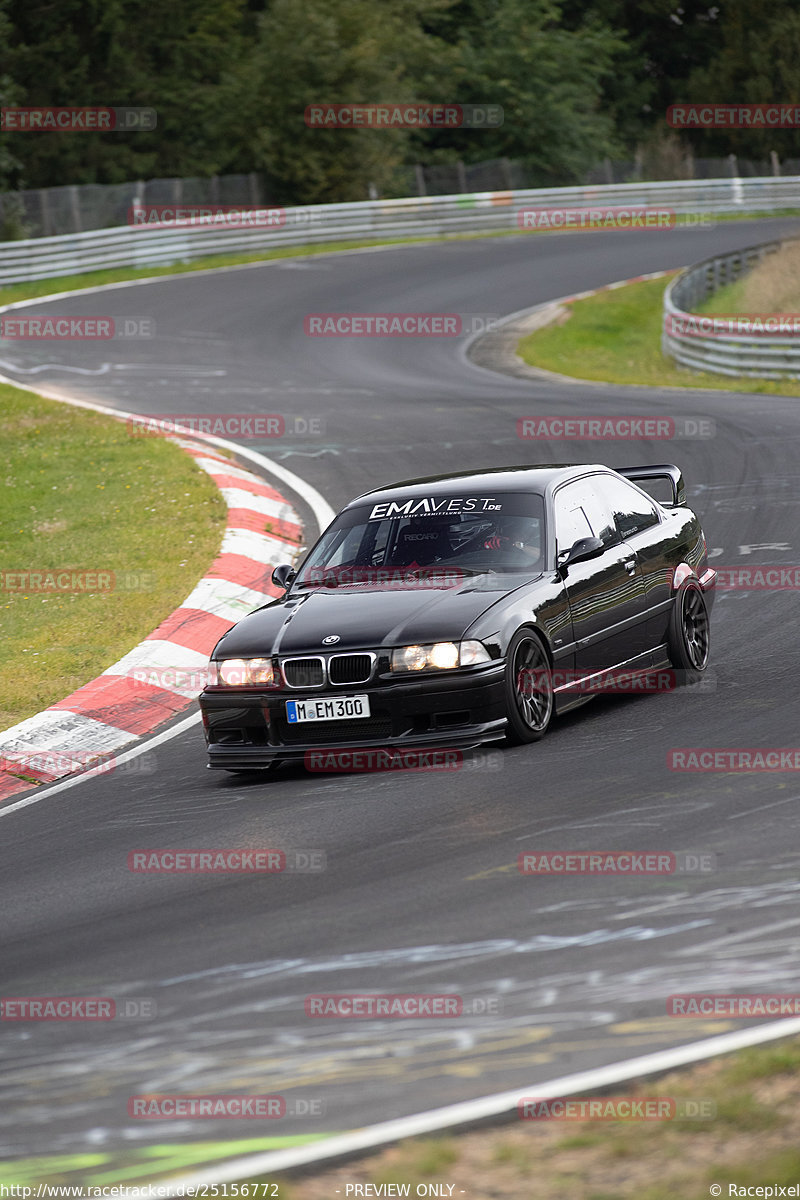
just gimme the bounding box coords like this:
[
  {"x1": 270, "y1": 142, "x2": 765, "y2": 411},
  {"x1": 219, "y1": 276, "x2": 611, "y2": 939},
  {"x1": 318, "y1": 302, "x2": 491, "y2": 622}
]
[{"x1": 199, "y1": 463, "x2": 716, "y2": 772}]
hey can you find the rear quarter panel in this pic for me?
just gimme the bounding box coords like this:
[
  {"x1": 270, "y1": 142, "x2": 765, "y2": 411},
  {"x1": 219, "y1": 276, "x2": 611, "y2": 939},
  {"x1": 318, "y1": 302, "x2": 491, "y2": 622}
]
[{"x1": 644, "y1": 505, "x2": 707, "y2": 645}]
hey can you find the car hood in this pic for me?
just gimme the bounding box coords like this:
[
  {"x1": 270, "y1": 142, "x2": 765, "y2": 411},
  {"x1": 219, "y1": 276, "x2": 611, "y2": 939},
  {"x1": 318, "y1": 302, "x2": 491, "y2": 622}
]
[{"x1": 213, "y1": 575, "x2": 533, "y2": 658}]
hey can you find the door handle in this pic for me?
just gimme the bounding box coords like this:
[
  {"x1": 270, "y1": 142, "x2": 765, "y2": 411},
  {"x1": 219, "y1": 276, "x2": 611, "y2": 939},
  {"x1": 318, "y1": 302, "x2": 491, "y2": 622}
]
[{"x1": 624, "y1": 559, "x2": 637, "y2": 574}]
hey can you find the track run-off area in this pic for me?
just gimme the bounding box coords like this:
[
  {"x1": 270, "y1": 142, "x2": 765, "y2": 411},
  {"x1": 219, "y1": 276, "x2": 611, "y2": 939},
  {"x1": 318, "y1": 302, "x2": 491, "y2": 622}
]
[{"x1": 2, "y1": 218, "x2": 800, "y2": 1176}]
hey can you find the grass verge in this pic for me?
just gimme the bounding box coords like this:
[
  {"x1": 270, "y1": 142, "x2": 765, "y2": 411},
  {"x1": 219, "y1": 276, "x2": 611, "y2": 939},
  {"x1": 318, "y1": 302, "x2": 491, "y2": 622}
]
[
  {"x1": 0, "y1": 383, "x2": 227, "y2": 731},
  {"x1": 516, "y1": 274, "x2": 800, "y2": 395}
]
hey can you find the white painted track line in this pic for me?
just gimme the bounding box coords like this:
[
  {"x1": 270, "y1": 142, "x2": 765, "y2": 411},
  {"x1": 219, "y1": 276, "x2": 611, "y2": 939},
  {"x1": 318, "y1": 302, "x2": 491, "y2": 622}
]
[{"x1": 160, "y1": 1018, "x2": 800, "y2": 1190}]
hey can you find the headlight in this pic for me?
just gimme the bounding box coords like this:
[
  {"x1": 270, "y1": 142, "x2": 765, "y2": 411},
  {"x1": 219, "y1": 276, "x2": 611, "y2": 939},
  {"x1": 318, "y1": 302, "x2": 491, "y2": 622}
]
[
  {"x1": 209, "y1": 657, "x2": 276, "y2": 687},
  {"x1": 390, "y1": 640, "x2": 490, "y2": 673},
  {"x1": 459, "y1": 640, "x2": 491, "y2": 666},
  {"x1": 394, "y1": 644, "x2": 432, "y2": 672},
  {"x1": 429, "y1": 641, "x2": 459, "y2": 669}
]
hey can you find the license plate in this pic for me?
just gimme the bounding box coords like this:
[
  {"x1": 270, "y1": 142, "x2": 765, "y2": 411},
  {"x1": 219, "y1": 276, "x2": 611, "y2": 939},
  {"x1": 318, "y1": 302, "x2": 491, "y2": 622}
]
[{"x1": 286, "y1": 695, "x2": 370, "y2": 723}]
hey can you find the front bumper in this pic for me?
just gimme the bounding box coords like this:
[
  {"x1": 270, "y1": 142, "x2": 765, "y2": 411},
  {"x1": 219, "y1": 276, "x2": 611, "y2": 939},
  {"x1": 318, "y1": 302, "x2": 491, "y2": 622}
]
[{"x1": 199, "y1": 663, "x2": 507, "y2": 769}]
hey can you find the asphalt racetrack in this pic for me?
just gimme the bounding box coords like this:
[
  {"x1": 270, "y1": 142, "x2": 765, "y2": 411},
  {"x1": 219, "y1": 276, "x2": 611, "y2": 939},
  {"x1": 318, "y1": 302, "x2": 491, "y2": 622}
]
[{"x1": 3, "y1": 219, "x2": 800, "y2": 1166}]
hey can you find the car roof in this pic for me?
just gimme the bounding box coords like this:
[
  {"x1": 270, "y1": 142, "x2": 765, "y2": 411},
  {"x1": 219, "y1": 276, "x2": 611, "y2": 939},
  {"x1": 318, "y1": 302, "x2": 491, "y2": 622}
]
[{"x1": 345, "y1": 464, "x2": 612, "y2": 509}]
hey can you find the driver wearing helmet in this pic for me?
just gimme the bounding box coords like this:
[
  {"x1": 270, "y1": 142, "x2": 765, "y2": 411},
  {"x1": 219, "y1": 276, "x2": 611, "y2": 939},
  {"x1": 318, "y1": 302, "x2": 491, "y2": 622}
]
[{"x1": 482, "y1": 515, "x2": 541, "y2": 563}]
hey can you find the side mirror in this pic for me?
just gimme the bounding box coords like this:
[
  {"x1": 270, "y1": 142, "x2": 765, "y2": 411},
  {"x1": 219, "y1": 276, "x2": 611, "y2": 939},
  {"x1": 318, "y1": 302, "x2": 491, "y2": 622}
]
[
  {"x1": 272, "y1": 563, "x2": 297, "y2": 590},
  {"x1": 558, "y1": 535, "x2": 604, "y2": 571}
]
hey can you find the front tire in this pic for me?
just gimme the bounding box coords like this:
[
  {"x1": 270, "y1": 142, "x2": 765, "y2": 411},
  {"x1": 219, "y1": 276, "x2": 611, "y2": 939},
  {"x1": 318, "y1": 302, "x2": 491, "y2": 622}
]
[
  {"x1": 504, "y1": 629, "x2": 554, "y2": 744},
  {"x1": 668, "y1": 580, "x2": 710, "y2": 682}
]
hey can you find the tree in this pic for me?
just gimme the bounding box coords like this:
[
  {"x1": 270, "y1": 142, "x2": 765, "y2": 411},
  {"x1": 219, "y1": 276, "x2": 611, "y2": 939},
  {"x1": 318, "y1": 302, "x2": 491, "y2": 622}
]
[
  {"x1": 685, "y1": 0, "x2": 800, "y2": 158},
  {"x1": 414, "y1": 0, "x2": 626, "y2": 185},
  {"x1": 1, "y1": 0, "x2": 252, "y2": 187},
  {"x1": 244, "y1": 0, "x2": 458, "y2": 203},
  {"x1": 0, "y1": 0, "x2": 22, "y2": 193},
  {"x1": 558, "y1": 0, "x2": 723, "y2": 147}
]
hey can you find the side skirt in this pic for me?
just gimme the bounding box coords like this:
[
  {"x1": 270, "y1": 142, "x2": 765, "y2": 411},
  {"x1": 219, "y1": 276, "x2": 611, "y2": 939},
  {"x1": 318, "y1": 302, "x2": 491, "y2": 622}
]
[{"x1": 554, "y1": 645, "x2": 671, "y2": 715}]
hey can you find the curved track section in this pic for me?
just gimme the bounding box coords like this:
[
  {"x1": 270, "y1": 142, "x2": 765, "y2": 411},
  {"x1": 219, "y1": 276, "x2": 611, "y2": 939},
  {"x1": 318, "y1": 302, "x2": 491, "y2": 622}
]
[{"x1": 2, "y1": 221, "x2": 800, "y2": 1166}]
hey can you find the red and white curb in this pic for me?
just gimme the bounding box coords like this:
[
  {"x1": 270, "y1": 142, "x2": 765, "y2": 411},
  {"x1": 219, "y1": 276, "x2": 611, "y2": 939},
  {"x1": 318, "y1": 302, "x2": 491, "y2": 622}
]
[
  {"x1": 0, "y1": 436, "x2": 303, "y2": 802},
  {"x1": 558, "y1": 267, "x2": 676, "y2": 305}
]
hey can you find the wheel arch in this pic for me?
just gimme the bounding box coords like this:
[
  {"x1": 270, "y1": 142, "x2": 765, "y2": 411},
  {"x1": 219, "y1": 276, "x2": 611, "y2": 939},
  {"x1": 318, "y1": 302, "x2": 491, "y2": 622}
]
[
  {"x1": 477, "y1": 616, "x2": 555, "y2": 665},
  {"x1": 671, "y1": 561, "x2": 699, "y2": 593}
]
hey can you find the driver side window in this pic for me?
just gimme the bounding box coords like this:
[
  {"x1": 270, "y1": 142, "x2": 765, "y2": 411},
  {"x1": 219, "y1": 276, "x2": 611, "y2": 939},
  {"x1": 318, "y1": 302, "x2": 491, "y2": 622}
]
[
  {"x1": 554, "y1": 484, "x2": 595, "y2": 556},
  {"x1": 554, "y1": 478, "x2": 617, "y2": 556}
]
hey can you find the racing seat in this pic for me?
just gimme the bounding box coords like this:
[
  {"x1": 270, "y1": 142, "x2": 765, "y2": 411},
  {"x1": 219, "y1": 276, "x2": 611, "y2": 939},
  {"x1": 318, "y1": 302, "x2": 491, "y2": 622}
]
[{"x1": 393, "y1": 521, "x2": 453, "y2": 566}]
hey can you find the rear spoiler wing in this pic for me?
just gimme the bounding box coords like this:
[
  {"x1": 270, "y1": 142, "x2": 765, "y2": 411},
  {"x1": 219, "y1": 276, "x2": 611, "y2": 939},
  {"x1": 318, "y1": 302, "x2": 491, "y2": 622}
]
[{"x1": 616, "y1": 464, "x2": 686, "y2": 508}]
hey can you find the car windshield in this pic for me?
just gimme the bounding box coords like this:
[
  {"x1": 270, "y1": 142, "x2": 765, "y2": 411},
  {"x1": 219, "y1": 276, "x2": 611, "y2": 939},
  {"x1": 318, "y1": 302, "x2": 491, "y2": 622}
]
[{"x1": 295, "y1": 492, "x2": 546, "y2": 586}]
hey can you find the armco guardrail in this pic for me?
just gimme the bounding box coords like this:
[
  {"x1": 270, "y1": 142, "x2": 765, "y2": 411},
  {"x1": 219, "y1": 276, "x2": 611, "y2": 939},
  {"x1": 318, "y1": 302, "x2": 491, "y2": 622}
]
[
  {"x1": 663, "y1": 236, "x2": 800, "y2": 380},
  {"x1": 2, "y1": 174, "x2": 800, "y2": 286}
]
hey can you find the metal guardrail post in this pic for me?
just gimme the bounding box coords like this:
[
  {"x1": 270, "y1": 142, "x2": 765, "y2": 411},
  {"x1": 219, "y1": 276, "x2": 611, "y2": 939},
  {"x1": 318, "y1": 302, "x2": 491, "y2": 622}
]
[{"x1": 2, "y1": 175, "x2": 800, "y2": 287}]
